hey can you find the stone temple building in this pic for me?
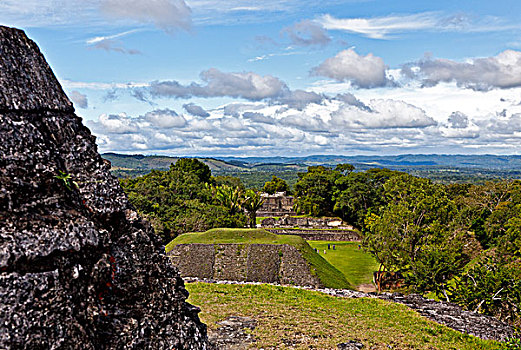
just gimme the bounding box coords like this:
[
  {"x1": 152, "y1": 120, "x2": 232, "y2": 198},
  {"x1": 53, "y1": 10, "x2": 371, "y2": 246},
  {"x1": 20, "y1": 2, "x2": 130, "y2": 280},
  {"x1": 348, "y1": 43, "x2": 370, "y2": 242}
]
[{"x1": 257, "y1": 191, "x2": 296, "y2": 217}]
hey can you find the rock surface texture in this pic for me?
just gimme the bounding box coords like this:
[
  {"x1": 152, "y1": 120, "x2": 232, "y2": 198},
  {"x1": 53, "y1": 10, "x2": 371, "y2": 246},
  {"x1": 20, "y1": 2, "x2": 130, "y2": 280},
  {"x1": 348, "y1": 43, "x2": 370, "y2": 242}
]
[{"x1": 0, "y1": 26, "x2": 210, "y2": 349}]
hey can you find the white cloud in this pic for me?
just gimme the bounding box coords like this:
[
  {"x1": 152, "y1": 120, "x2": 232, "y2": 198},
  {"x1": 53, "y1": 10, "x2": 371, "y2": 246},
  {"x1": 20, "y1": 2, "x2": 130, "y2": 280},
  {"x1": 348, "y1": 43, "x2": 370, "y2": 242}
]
[
  {"x1": 0, "y1": 0, "x2": 100, "y2": 27},
  {"x1": 247, "y1": 50, "x2": 306, "y2": 63},
  {"x1": 144, "y1": 109, "x2": 187, "y2": 128},
  {"x1": 86, "y1": 29, "x2": 140, "y2": 44},
  {"x1": 280, "y1": 113, "x2": 328, "y2": 132},
  {"x1": 183, "y1": 103, "x2": 210, "y2": 117},
  {"x1": 91, "y1": 113, "x2": 140, "y2": 134},
  {"x1": 311, "y1": 49, "x2": 388, "y2": 88},
  {"x1": 69, "y1": 91, "x2": 89, "y2": 109},
  {"x1": 61, "y1": 80, "x2": 149, "y2": 90},
  {"x1": 331, "y1": 99, "x2": 436, "y2": 129},
  {"x1": 318, "y1": 12, "x2": 521, "y2": 40},
  {"x1": 100, "y1": 0, "x2": 192, "y2": 33},
  {"x1": 319, "y1": 13, "x2": 438, "y2": 39},
  {"x1": 89, "y1": 39, "x2": 141, "y2": 55},
  {"x1": 149, "y1": 68, "x2": 288, "y2": 100},
  {"x1": 447, "y1": 111, "x2": 469, "y2": 128},
  {"x1": 281, "y1": 20, "x2": 331, "y2": 47},
  {"x1": 86, "y1": 29, "x2": 141, "y2": 54},
  {"x1": 81, "y1": 59, "x2": 521, "y2": 155},
  {"x1": 402, "y1": 50, "x2": 521, "y2": 91},
  {"x1": 89, "y1": 95, "x2": 445, "y2": 154}
]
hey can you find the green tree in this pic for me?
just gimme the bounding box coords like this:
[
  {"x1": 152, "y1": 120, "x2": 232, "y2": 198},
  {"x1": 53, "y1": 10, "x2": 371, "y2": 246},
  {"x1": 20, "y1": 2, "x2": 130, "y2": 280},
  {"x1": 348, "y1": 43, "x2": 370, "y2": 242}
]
[
  {"x1": 173, "y1": 158, "x2": 212, "y2": 183},
  {"x1": 333, "y1": 168, "x2": 401, "y2": 228},
  {"x1": 213, "y1": 175, "x2": 245, "y2": 191},
  {"x1": 262, "y1": 176, "x2": 290, "y2": 194},
  {"x1": 450, "y1": 255, "x2": 521, "y2": 326},
  {"x1": 452, "y1": 180, "x2": 521, "y2": 249},
  {"x1": 294, "y1": 166, "x2": 341, "y2": 216},
  {"x1": 121, "y1": 161, "x2": 246, "y2": 243},
  {"x1": 335, "y1": 163, "x2": 355, "y2": 176},
  {"x1": 243, "y1": 190, "x2": 265, "y2": 228},
  {"x1": 500, "y1": 214, "x2": 521, "y2": 258},
  {"x1": 364, "y1": 174, "x2": 465, "y2": 297},
  {"x1": 214, "y1": 185, "x2": 243, "y2": 215}
]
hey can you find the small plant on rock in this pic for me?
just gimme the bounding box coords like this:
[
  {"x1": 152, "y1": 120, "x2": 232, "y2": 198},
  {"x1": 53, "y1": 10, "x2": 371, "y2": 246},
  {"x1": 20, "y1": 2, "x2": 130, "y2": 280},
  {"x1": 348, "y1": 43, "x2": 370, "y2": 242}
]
[{"x1": 54, "y1": 170, "x2": 79, "y2": 191}]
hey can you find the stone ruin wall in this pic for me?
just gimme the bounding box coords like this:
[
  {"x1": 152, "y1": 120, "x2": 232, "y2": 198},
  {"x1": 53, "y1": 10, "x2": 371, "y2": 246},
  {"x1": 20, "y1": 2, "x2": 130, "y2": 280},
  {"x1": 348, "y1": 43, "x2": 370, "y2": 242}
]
[
  {"x1": 266, "y1": 229, "x2": 361, "y2": 241},
  {"x1": 260, "y1": 216, "x2": 361, "y2": 241},
  {"x1": 261, "y1": 216, "x2": 355, "y2": 230},
  {"x1": 257, "y1": 192, "x2": 296, "y2": 217},
  {"x1": 168, "y1": 244, "x2": 322, "y2": 288}
]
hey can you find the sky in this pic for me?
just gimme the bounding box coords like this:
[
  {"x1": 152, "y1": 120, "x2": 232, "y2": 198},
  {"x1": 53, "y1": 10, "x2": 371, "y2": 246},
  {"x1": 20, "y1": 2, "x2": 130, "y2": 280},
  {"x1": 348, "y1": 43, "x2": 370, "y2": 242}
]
[{"x1": 3, "y1": 0, "x2": 521, "y2": 156}]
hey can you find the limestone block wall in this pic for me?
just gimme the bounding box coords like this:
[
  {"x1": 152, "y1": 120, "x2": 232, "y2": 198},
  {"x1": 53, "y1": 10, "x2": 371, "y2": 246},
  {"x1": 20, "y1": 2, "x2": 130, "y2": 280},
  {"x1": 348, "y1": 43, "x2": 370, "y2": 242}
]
[
  {"x1": 278, "y1": 245, "x2": 320, "y2": 286},
  {"x1": 168, "y1": 244, "x2": 215, "y2": 279},
  {"x1": 246, "y1": 244, "x2": 280, "y2": 283},
  {"x1": 168, "y1": 243, "x2": 322, "y2": 287},
  {"x1": 214, "y1": 244, "x2": 249, "y2": 281}
]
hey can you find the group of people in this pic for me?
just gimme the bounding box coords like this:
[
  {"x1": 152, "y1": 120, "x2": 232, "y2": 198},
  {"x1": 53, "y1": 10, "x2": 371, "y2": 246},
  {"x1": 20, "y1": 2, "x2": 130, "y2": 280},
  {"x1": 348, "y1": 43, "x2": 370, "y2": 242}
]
[{"x1": 314, "y1": 244, "x2": 336, "y2": 254}]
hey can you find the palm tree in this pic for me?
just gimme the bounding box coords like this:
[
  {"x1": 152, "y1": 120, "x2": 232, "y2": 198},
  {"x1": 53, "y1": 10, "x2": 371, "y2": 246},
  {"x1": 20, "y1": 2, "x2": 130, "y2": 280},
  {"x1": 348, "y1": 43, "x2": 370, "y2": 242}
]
[
  {"x1": 243, "y1": 190, "x2": 265, "y2": 228},
  {"x1": 215, "y1": 185, "x2": 243, "y2": 215}
]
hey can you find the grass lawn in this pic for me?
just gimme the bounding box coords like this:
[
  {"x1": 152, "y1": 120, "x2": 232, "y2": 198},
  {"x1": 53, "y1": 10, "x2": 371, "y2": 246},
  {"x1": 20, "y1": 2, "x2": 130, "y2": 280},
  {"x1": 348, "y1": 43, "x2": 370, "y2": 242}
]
[
  {"x1": 256, "y1": 216, "x2": 280, "y2": 224},
  {"x1": 186, "y1": 282, "x2": 498, "y2": 350},
  {"x1": 167, "y1": 228, "x2": 353, "y2": 289},
  {"x1": 308, "y1": 241, "x2": 379, "y2": 288}
]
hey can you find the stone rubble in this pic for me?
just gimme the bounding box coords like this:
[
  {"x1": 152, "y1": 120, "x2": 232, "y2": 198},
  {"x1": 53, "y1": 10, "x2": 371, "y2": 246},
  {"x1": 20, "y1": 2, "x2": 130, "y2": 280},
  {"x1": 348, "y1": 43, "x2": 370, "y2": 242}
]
[
  {"x1": 207, "y1": 316, "x2": 257, "y2": 350},
  {"x1": 0, "y1": 25, "x2": 210, "y2": 349},
  {"x1": 337, "y1": 340, "x2": 364, "y2": 349}
]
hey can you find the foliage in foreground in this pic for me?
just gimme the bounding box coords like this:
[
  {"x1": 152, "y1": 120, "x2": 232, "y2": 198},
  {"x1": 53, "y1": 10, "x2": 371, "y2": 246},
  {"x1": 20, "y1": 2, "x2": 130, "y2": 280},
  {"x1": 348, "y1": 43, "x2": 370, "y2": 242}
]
[
  {"x1": 450, "y1": 255, "x2": 521, "y2": 327},
  {"x1": 186, "y1": 282, "x2": 498, "y2": 350}
]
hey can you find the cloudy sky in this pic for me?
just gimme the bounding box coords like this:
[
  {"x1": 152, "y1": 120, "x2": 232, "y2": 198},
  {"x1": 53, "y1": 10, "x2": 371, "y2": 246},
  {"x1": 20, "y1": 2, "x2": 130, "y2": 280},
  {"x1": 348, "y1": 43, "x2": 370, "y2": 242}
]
[{"x1": 3, "y1": 0, "x2": 521, "y2": 156}]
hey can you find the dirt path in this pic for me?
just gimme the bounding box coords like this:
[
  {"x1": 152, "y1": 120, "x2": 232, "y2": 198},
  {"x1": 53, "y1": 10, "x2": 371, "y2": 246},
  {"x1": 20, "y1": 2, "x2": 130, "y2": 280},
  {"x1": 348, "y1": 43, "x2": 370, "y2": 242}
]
[{"x1": 357, "y1": 283, "x2": 376, "y2": 293}]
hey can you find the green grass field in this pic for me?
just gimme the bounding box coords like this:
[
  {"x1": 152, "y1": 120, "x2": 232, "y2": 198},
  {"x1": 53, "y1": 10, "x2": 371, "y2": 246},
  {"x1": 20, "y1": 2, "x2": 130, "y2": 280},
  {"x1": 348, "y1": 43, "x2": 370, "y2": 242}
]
[
  {"x1": 166, "y1": 228, "x2": 352, "y2": 289},
  {"x1": 256, "y1": 216, "x2": 280, "y2": 224},
  {"x1": 308, "y1": 241, "x2": 379, "y2": 288},
  {"x1": 186, "y1": 282, "x2": 498, "y2": 350}
]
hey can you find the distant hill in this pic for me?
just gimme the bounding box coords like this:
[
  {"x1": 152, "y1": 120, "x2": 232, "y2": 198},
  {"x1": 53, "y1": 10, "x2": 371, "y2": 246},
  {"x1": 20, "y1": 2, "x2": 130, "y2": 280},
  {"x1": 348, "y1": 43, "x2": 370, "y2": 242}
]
[
  {"x1": 102, "y1": 153, "x2": 521, "y2": 185},
  {"x1": 102, "y1": 153, "x2": 250, "y2": 177},
  {"x1": 217, "y1": 154, "x2": 521, "y2": 170}
]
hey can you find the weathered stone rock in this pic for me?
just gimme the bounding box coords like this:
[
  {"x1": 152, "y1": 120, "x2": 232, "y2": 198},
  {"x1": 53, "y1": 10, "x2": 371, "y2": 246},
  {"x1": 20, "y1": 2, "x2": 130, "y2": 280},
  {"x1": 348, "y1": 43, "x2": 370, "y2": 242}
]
[
  {"x1": 378, "y1": 292, "x2": 514, "y2": 342},
  {"x1": 207, "y1": 316, "x2": 257, "y2": 350},
  {"x1": 319, "y1": 288, "x2": 515, "y2": 342},
  {"x1": 337, "y1": 340, "x2": 364, "y2": 350},
  {"x1": 0, "y1": 25, "x2": 210, "y2": 349}
]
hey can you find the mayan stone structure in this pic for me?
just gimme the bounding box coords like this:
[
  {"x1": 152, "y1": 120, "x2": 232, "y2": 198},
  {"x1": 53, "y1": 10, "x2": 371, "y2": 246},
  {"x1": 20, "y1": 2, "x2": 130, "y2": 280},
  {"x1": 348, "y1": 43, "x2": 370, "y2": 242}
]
[
  {"x1": 168, "y1": 243, "x2": 322, "y2": 287},
  {"x1": 257, "y1": 192, "x2": 296, "y2": 217},
  {"x1": 0, "y1": 26, "x2": 210, "y2": 349}
]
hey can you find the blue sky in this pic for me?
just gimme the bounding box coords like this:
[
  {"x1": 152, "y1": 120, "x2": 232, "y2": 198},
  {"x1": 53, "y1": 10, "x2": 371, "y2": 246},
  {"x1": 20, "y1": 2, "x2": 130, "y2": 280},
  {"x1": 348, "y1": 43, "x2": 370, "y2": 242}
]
[{"x1": 3, "y1": 0, "x2": 521, "y2": 156}]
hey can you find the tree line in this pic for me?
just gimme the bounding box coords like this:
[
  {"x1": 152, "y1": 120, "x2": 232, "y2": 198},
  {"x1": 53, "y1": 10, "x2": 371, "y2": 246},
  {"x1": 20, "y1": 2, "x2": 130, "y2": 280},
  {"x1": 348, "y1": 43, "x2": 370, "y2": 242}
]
[
  {"x1": 293, "y1": 164, "x2": 521, "y2": 327},
  {"x1": 120, "y1": 158, "x2": 265, "y2": 243}
]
